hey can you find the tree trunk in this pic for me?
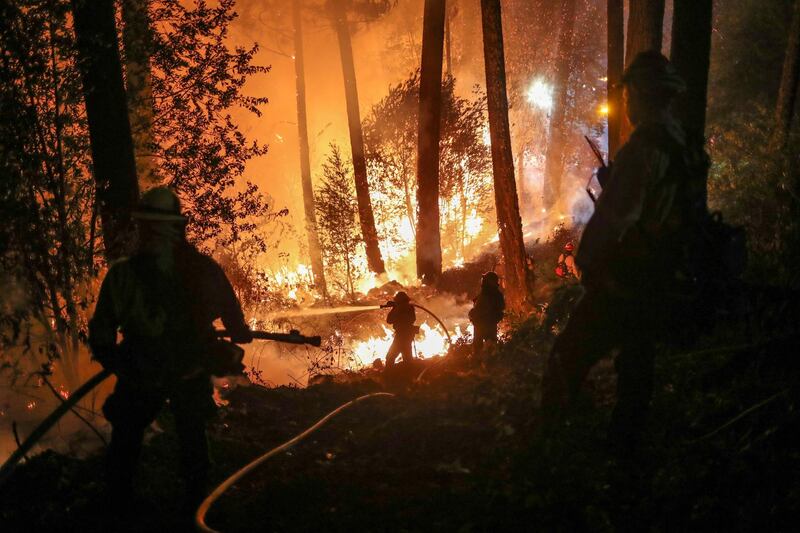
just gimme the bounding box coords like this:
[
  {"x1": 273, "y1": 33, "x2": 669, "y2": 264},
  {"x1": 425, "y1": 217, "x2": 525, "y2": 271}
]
[
  {"x1": 293, "y1": 0, "x2": 329, "y2": 299},
  {"x1": 543, "y1": 0, "x2": 578, "y2": 211},
  {"x1": 670, "y1": 0, "x2": 712, "y2": 202},
  {"x1": 445, "y1": 2, "x2": 453, "y2": 78},
  {"x1": 121, "y1": 0, "x2": 159, "y2": 187},
  {"x1": 626, "y1": 0, "x2": 665, "y2": 65},
  {"x1": 480, "y1": 0, "x2": 532, "y2": 311},
  {"x1": 329, "y1": 0, "x2": 385, "y2": 274},
  {"x1": 416, "y1": 0, "x2": 446, "y2": 283},
  {"x1": 670, "y1": 0, "x2": 712, "y2": 147},
  {"x1": 607, "y1": 0, "x2": 624, "y2": 159},
  {"x1": 771, "y1": 0, "x2": 800, "y2": 149},
  {"x1": 71, "y1": 0, "x2": 140, "y2": 261}
]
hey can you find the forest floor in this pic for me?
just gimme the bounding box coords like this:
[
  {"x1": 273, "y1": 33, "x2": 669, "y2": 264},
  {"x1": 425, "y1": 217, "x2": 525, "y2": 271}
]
[{"x1": 2, "y1": 282, "x2": 799, "y2": 532}]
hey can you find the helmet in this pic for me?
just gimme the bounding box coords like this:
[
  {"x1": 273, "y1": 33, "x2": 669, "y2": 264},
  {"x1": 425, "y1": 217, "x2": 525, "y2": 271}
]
[
  {"x1": 564, "y1": 242, "x2": 575, "y2": 252},
  {"x1": 622, "y1": 51, "x2": 686, "y2": 97},
  {"x1": 132, "y1": 187, "x2": 186, "y2": 222},
  {"x1": 481, "y1": 271, "x2": 500, "y2": 285},
  {"x1": 393, "y1": 291, "x2": 410, "y2": 304}
]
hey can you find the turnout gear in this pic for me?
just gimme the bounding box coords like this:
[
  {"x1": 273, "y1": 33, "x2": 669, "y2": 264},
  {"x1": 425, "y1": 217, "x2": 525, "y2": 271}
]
[
  {"x1": 89, "y1": 194, "x2": 250, "y2": 505},
  {"x1": 543, "y1": 53, "x2": 704, "y2": 451},
  {"x1": 385, "y1": 292, "x2": 417, "y2": 367},
  {"x1": 469, "y1": 273, "x2": 505, "y2": 357}
]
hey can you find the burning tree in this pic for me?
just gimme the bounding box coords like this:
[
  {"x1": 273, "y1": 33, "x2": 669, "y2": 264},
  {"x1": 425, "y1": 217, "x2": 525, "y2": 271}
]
[
  {"x1": 363, "y1": 73, "x2": 493, "y2": 269},
  {"x1": 316, "y1": 145, "x2": 365, "y2": 300}
]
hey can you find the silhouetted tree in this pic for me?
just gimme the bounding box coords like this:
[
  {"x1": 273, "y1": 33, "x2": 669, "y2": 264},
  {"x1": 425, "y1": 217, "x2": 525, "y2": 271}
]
[
  {"x1": 481, "y1": 0, "x2": 532, "y2": 310},
  {"x1": 71, "y1": 0, "x2": 140, "y2": 260},
  {"x1": 121, "y1": 0, "x2": 159, "y2": 186},
  {"x1": 328, "y1": 0, "x2": 386, "y2": 275},
  {"x1": 772, "y1": 0, "x2": 800, "y2": 148},
  {"x1": 316, "y1": 144, "x2": 364, "y2": 299},
  {"x1": 416, "y1": 0, "x2": 446, "y2": 283},
  {"x1": 293, "y1": 0, "x2": 329, "y2": 299},
  {"x1": 607, "y1": 0, "x2": 624, "y2": 158}
]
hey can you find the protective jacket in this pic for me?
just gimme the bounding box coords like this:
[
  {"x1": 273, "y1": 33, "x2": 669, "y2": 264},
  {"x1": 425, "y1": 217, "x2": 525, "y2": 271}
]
[
  {"x1": 387, "y1": 302, "x2": 416, "y2": 338},
  {"x1": 576, "y1": 113, "x2": 703, "y2": 295},
  {"x1": 469, "y1": 286, "x2": 505, "y2": 329},
  {"x1": 89, "y1": 242, "x2": 250, "y2": 384}
]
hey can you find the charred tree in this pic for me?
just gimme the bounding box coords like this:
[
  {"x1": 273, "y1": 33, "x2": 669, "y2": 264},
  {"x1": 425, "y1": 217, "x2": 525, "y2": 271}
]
[
  {"x1": 543, "y1": 0, "x2": 578, "y2": 210},
  {"x1": 671, "y1": 0, "x2": 712, "y2": 150},
  {"x1": 480, "y1": 0, "x2": 532, "y2": 311},
  {"x1": 71, "y1": 0, "x2": 139, "y2": 261},
  {"x1": 772, "y1": 0, "x2": 800, "y2": 149},
  {"x1": 121, "y1": 0, "x2": 159, "y2": 187},
  {"x1": 415, "y1": 0, "x2": 446, "y2": 284},
  {"x1": 607, "y1": 0, "x2": 624, "y2": 159},
  {"x1": 293, "y1": 0, "x2": 329, "y2": 299},
  {"x1": 329, "y1": 0, "x2": 385, "y2": 275}
]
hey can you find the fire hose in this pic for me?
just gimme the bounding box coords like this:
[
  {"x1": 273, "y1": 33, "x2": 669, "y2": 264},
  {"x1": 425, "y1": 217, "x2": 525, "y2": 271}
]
[
  {"x1": 0, "y1": 330, "x2": 321, "y2": 489},
  {"x1": 195, "y1": 392, "x2": 395, "y2": 533}
]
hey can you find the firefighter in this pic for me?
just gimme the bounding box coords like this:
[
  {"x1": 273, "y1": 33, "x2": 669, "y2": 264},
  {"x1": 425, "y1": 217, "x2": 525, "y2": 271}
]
[
  {"x1": 89, "y1": 187, "x2": 252, "y2": 513},
  {"x1": 469, "y1": 271, "x2": 506, "y2": 358},
  {"x1": 541, "y1": 51, "x2": 704, "y2": 452},
  {"x1": 384, "y1": 291, "x2": 417, "y2": 367},
  {"x1": 555, "y1": 242, "x2": 580, "y2": 280}
]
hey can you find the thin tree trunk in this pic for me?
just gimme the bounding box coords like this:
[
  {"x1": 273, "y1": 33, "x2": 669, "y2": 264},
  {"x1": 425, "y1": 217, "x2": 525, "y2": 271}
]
[
  {"x1": 71, "y1": 0, "x2": 140, "y2": 261},
  {"x1": 670, "y1": 0, "x2": 712, "y2": 202},
  {"x1": 622, "y1": 0, "x2": 665, "y2": 142},
  {"x1": 771, "y1": 0, "x2": 800, "y2": 149},
  {"x1": 445, "y1": 2, "x2": 453, "y2": 78},
  {"x1": 626, "y1": 0, "x2": 665, "y2": 64},
  {"x1": 121, "y1": 0, "x2": 159, "y2": 187},
  {"x1": 293, "y1": 0, "x2": 329, "y2": 299},
  {"x1": 543, "y1": 0, "x2": 578, "y2": 211},
  {"x1": 671, "y1": 0, "x2": 712, "y2": 147},
  {"x1": 329, "y1": 0, "x2": 385, "y2": 274},
  {"x1": 416, "y1": 0, "x2": 446, "y2": 283},
  {"x1": 480, "y1": 0, "x2": 532, "y2": 311},
  {"x1": 607, "y1": 0, "x2": 624, "y2": 159}
]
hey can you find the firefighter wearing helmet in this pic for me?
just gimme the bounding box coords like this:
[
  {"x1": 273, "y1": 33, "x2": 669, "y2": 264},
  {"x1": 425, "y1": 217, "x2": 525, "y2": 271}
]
[
  {"x1": 542, "y1": 51, "x2": 707, "y2": 453},
  {"x1": 88, "y1": 187, "x2": 252, "y2": 513},
  {"x1": 555, "y1": 241, "x2": 580, "y2": 280},
  {"x1": 384, "y1": 291, "x2": 418, "y2": 367},
  {"x1": 468, "y1": 272, "x2": 505, "y2": 358}
]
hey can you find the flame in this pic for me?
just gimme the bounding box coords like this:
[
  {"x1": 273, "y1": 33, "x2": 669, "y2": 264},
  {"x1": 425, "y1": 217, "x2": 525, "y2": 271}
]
[{"x1": 350, "y1": 322, "x2": 452, "y2": 363}]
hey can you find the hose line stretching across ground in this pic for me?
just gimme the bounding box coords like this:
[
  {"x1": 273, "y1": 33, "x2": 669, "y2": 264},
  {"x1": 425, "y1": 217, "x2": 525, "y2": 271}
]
[{"x1": 195, "y1": 391, "x2": 396, "y2": 533}]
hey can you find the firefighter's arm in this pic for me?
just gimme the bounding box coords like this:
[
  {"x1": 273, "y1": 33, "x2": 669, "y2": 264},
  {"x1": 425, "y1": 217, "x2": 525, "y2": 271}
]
[
  {"x1": 214, "y1": 263, "x2": 253, "y2": 344},
  {"x1": 88, "y1": 266, "x2": 121, "y2": 370}
]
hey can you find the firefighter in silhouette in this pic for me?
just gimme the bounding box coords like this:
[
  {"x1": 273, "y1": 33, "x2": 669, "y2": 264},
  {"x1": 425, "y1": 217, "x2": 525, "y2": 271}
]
[
  {"x1": 89, "y1": 187, "x2": 252, "y2": 512},
  {"x1": 469, "y1": 271, "x2": 505, "y2": 358},
  {"x1": 542, "y1": 51, "x2": 705, "y2": 451},
  {"x1": 384, "y1": 291, "x2": 417, "y2": 367},
  {"x1": 555, "y1": 241, "x2": 580, "y2": 280}
]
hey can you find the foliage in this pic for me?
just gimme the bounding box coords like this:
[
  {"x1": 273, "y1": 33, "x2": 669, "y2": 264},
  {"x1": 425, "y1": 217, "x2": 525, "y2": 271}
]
[
  {"x1": 707, "y1": 0, "x2": 800, "y2": 288},
  {"x1": 362, "y1": 72, "x2": 493, "y2": 264},
  {"x1": 148, "y1": 0, "x2": 271, "y2": 247},
  {"x1": 0, "y1": 0, "x2": 98, "y2": 386},
  {"x1": 315, "y1": 144, "x2": 364, "y2": 299}
]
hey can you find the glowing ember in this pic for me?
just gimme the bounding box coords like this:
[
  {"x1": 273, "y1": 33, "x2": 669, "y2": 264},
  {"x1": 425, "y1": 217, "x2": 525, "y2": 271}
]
[
  {"x1": 526, "y1": 78, "x2": 554, "y2": 112},
  {"x1": 599, "y1": 102, "x2": 610, "y2": 116},
  {"x1": 26, "y1": 400, "x2": 36, "y2": 411},
  {"x1": 58, "y1": 386, "x2": 70, "y2": 400}
]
